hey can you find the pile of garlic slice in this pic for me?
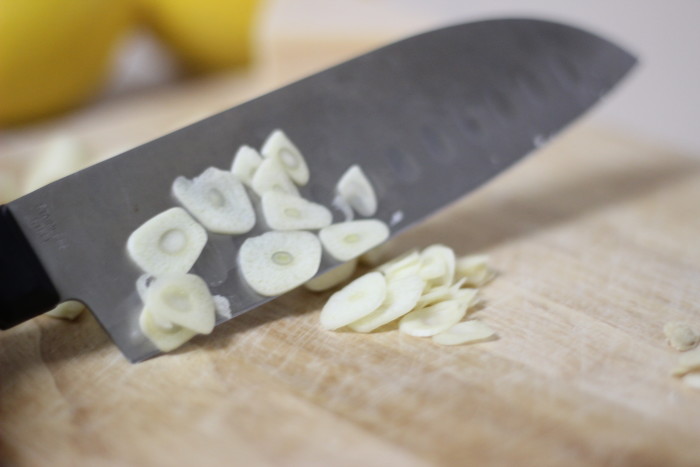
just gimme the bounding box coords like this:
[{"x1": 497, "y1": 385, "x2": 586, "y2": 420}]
[
  {"x1": 319, "y1": 244, "x2": 499, "y2": 346},
  {"x1": 126, "y1": 129, "x2": 390, "y2": 351}
]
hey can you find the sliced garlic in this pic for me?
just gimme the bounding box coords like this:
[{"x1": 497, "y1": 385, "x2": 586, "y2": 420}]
[
  {"x1": 143, "y1": 273, "x2": 216, "y2": 335},
  {"x1": 45, "y1": 301, "x2": 85, "y2": 320},
  {"x1": 251, "y1": 158, "x2": 300, "y2": 197},
  {"x1": 456, "y1": 254, "x2": 496, "y2": 286},
  {"x1": 319, "y1": 219, "x2": 390, "y2": 261},
  {"x1": 336, "y1": 165, "x2": 377, "y2": 216},
  {"x1": 399, "y1": 300, "x2": 465, "y2": 337},
  {"x1": 419, "y1": 244, "x2": 456, "y2": 287},
  {"x1": 213, "y1": 295, "x2": 232, "y2": 320},
  {"x1": 231, "y1": 145, "x2": 263, "y2": 187},
  {"x1": 239, "y1": 231, "x2": 322, "y2": 296},
  {"x1": 672, "y1": 348, "x2": 700, "y2": 376},
  {"x1": 320, "y1": 271, "x2": 386, "y2": 330},
  {"x1": 261, "y1": 191, "x2": 332, "y2": 231},
  {"x1": 173, "y1": 167, "x2": 255, "y2": 234},
  {"x1": 432, "y1": 320, "x2": 497, "y2": 346},
  {"x1": 139, "y1": 310, "x2": 198, "y2": 352},
  {"x1": 378, "y1": 250, "x2": 421, "y2": 278},
  {"x1": 663, "y1": 321, "x2": 699, "y2": 351},
  {"x1": 261, "y1": 129, "x2": 309, "y2": 185},
  {"x1": 127, "y1": 207, "x2": 207, "y2": 276},
  {"x1": 304, "y1": 258, "x2": 357, "y2": 292},
  {"x1": 349, "y1": 274, "x2": 425, "y2": 332}
]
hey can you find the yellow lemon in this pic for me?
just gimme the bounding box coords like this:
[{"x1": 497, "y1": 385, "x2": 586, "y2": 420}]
[
  {"x1": 137, "y1": 0, "x2": 261, "y2": 74},
  {"x1": 0, "y1": 0, "x2": 134, "y2": 126}
]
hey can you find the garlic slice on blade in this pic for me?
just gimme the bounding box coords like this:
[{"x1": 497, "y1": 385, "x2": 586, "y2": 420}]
[
  {"x1": 305, "y1": 258, "x2": 357, "y2": 292},
  {"x1": 399, "y1": 300, "x2": 465, "y2": 337},
  {"x1": 239, "y1": 231, "x2": 322, "y2": 296},
  {"x1": 419, "y1": 244, "x2": 456, "y2": 287},
  {"x1": 45, "y1": 301, "x2": 85, "y2": 320},
  {"x1": 319, "y1": 219, "x2": 390, "y2": 261},
  {"x1": 262, "y1": 191, "x2": 332, "y2": 231},
  {"x1": 432, "y1": 320, "x2": 497, "y2": 346},
  {"x1": 231, "y1": 145, "x2": 263, "y2": 187},
  {"x1": 139, "y1": 310, "x2": 198, "y2": 352},
  {"x1": 336, "y1": 165, "x2": 377, "y2": 216},
  {"x1": 261, "y1": 129, "x2": 310, "y2": 185},
  {"x1": 251, "y1": 158, "x2": 300, "y2": 197},
  {"x1": 127, "y1": 207, "x2": 207, "y2": 276},
  {"x1": 173, "y1": 167, "x2": 255, "y2": 234},
  {"x1": 143, "y1": 273, "x2": 216, "y2": 335},
  {"x1": 320, "y1": 271, "x2": 386, "y2": 330},
  {"x1": 349, "y1": 274, "x2": 425, "y2": 332}
]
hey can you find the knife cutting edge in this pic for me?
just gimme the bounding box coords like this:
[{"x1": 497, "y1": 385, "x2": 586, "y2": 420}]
[{"x1": 0, "y1": 18, "x2": 637, "y2": 362}]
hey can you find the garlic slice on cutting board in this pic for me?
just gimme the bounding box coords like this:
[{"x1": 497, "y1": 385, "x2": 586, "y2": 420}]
[
  {"x1": 419, "y1": 244, "x2": 456, "y2": 287},
  {"x1": 173, "y1": 167, "x2": 255, "y2": 234},
  {"x1": 336, "y1": 165, "x2": 377, "y2": 216},
  {"x1": 127, "y1": 207, "x2": 207, "y2": 276},
  {"x1": 319, "y1": 219, "x2": 389, "y2": 261},
  {"x1": 231, "y1": 145, "x2": 263, "y2": 187},
  {"x1": 261, "y1": 129, "x2": 310, "y2": 185},
  {"x1": 349, "y1": 274, "x2": 425, "y2": 332},
  {"x1": 320, "y1": 271, "x2": 386, "y2": 330},
  {"x1": 432, "y1": 320, "x2": 497, "y2": 346},
  {"x1": 399, "y1": 300, "x2": 466, "y2": 337},
  {"x1": 239, "y1": 231, "x2": 322, "y2": 296},
  {"x1": 261, "y1": 191, "x2": 332, "y2": 231}
]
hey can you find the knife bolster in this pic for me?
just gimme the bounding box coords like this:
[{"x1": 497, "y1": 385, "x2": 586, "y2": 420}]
[{"x1": 0, "y1": 205, "x2": 60, "y2": 329}]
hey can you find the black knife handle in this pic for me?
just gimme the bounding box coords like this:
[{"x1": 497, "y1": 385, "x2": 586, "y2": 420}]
[{"x1": 0, "y1": 205, "x2": 60, "y2": 329}]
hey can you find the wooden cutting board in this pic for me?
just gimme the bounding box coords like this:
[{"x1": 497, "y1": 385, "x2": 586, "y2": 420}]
[{"x1": 2, "y1": 37, "x2": 700, "y2": 467}]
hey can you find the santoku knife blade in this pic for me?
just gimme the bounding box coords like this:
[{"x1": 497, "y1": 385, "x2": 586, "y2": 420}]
[{"x1": 0, "y1": 18, "x2": 636, "y2": 362}]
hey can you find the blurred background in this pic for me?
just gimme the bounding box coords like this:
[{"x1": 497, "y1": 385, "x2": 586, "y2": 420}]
[{"x1": 1, "y1": 0, "x2": 699, "y2": 201}]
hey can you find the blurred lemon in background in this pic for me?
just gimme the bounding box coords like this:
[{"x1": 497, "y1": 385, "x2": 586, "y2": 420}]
[
  {"x1": 0, "y1": 0, "x2": 135, "y2": 126},
  {"x1": 136, "y1": 0, "x2": 260, "y2": 74}
]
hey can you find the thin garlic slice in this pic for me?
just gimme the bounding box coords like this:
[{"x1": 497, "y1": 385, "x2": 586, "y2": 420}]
[
  {"x1": 127, "y1": 207, "x2": 207, "y2": 276},
  {"x1": 320, "y1": 271, "x2": 386, "y2": 330},
  {"x1": 173, "y1": 167, "x2": 255, "y2": 234},
  {"x1": 672, "y1": 348, "x2": 700, "y2": 376},
  {"x1": 251, "y1": 158, "x2": 300, "y2": 197},
  {"x1": 231, "y1": 145, "x2": 263, "y2": 187},
  {"x1": 349, "y1": 274, "x2": 425, "y2": 332},
  {"x1": 139, "y1": 310, "x2": 198, "y2": 352},
  {"x1": 378, "y1": 250, "x2": 421, "y2": 278},
  {"x1": 262, "y1": 191, "x2": 332, "y2": 231},
  {"x1": 336, "y1": 165, "x2": 377, "y2": 216},
  {"x1": 319, "y1": 219, "x2": 390, "y2": 261},
  {"x1": 663, "y1": 321, "x2": 699, "y2": 351},
  {"x1": 261, "y1": 129, "x2": 309, "y2": 185},
  {"x1": 305, "y1": 259, "x2": 357, "y2": 292},
  {"x1": 456, "y1": 254, "x2": 496, "y2": 286},
  {"x1": 432, "y1": 320, "x2": 497, "y2": 346},
  {"x1": 239, "y1": 231, "x2": 322, "y2": 296},
  {"x1": 399, "y1": 300, "x2": 465, "y2": 337},
  {"x1": 144, "y1": 273, "x2": 216, "y2": 334},
  {"x1": 419, "y1": 244, "x2": 456, "y2": 287},
  {"x1": 45, "y1": 301, "x2": 85, "y2": 320}
]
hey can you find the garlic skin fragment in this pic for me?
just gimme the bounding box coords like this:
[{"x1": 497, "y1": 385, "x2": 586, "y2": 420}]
[
  {"x1": 319, "y1": 219, "x2": 390, "y2": 262},
  {"x1": 139, "y1": 310, "x2": 198, "y2": 353},
  {"x1": 261, "y1": 129, "x2": 310, "y2": 185},
  {"x1": 251, "y1": 158, "x2": 300, "y2": 197},
  {"x1": 399, "y1": 300, "x2": 466, "y2": 337},
  {"x1": 320, "y1": 271, "x2": 387, "y2": 330},
  {"x1": 45, "y1": 301, "x2": 85, "y2": 320},
  {"x1": 239, "y1": 231, "x2": 322, "y2": 296},
  {"x1": 305, "y1": 259, "x2": 357, "y2": 292},
  {"x1": 127, "y1": 207, "x2": 207, "y2": 276},
  {"x1": 173, "y1": 167, "x2": 255, "y2": 235},
  {"x1": 336, "y1": 165, "x2": 377, "y2": 216},
  {"x1": 349, "y1": 274, "x2": 425, "y2": 333},
  {"x1": 432, "y1": 320, "x2": 497, "y2": 346},
  {"x1": 143, "y1": 273, "x2": 216, "y2": 335},
  {"x1": 231, "y1": 145, "x2": 263, "y2": 187},
  {"x1": 261, "y1": 191, "x2": 332, "y2": 231}
]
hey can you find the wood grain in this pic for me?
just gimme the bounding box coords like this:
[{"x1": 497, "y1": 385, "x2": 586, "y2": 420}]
[{"x1": 2, "y1": 36, "x2": 700, "y2": 467}]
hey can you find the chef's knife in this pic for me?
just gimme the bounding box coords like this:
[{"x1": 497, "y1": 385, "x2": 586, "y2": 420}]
[{"x1": 0, "y1": 18, "x2": 636, "y2": 362}]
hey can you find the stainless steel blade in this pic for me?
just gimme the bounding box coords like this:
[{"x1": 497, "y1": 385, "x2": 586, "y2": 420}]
[{"x1": 5, "y1": 18, "x2": 636, "y2": 361}]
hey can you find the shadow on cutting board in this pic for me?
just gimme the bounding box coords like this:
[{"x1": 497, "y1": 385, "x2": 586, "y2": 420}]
[{"x1": 1, "y1": 132, "x2": 699, "y2": 377}]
